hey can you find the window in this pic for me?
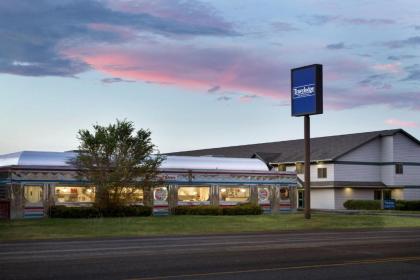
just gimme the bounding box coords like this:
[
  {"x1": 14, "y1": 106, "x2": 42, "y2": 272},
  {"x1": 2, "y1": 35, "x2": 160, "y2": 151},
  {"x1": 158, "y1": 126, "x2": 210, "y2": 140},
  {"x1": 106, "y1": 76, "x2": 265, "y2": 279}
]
[
  {"x1": 383, "y1": 190, "x2": 392, "y2": 200},
  {"x1": 154, "y1": 186, "x2": 168, "y2": 202},
  {"x1": 280, "y1": 187, "x2": 290, "y2": 200},
  {"x1": 55, "y1": 186, "x2": 94, "y2": 203},
  {"x1": 24, "y1": 185, "x2": 43, "y2": 204},
  {"x1": 374, "y1": 190, "x2": 381, "y2": 200},
  {"x1": 219, "y1": 186, "x2": 250, "y2": 202},
  {"x1": 178, "y1": 186, "x2": 210, "y2": 202},
  {"x1": 258, "y1": 187, "x2": 270, "y2": 202},
  {"x1": 317, "y1": 168, "x2": 327, "y2": 178},
  {"x1": 296, "y1": 163, "x2": 304, "y2": 174},
  {"x1": 395, "y1": 163, "x2": 403, "y2": 174},
  {"x1": 277, "y1": 165, "x2": 286, "y2": 172}
]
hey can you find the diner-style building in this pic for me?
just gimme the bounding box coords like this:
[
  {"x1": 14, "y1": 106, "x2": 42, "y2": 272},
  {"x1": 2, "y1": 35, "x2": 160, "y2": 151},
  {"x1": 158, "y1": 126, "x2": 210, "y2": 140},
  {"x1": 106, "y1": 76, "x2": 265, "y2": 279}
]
[{"x1": 0, "y1": 152, "x2": 297, "y2": 219}]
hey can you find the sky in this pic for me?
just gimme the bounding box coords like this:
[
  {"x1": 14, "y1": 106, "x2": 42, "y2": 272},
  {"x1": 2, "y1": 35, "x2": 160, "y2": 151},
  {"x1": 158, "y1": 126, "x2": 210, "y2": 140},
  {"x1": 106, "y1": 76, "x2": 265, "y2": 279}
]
[{"x1": 1, "y1": 0, "x2": 420, "y2": 154}]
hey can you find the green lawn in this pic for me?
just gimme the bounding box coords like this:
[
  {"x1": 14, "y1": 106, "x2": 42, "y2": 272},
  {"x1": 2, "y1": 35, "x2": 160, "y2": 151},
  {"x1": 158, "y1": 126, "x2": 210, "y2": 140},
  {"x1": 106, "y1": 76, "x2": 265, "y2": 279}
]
[{"x1": 1, "y1": 213, "x2": 420, "y2": 241}]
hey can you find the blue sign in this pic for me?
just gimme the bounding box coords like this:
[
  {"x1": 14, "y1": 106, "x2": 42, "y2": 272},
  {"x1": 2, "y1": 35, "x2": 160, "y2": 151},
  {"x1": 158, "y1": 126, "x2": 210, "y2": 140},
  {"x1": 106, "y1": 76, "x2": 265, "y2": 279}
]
[
  {"x1": 291, "y1": 64, "x2": 323, "y2": 116},
  {"x1": 384, "y1": 199, "x2": 396, "y2": 210}
]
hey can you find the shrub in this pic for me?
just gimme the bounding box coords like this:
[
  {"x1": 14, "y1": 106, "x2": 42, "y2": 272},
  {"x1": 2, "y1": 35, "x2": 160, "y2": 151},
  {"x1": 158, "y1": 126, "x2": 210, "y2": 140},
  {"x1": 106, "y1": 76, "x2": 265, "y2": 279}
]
[
  {"x1": 343, "y1": 200, "x2": 381, "y2": 210},
  {"x1": 172, "y1": 204, "x2": 262, "y2": 216},
  {"x1": 222, "y1": 204, "x2": 263, "y2": 215},
  {"x1": 49, "y1": 205, "x2": 152, "y2": 218},
  {"x1": 172, "y1": 205, "x2": 222, "y2": 215},
  {"x1": 49, "y1": 205, "x2": 101, "y2": 218},
  {"x1": 395, "y1": 200, "x2": 420, "y2": 211}
]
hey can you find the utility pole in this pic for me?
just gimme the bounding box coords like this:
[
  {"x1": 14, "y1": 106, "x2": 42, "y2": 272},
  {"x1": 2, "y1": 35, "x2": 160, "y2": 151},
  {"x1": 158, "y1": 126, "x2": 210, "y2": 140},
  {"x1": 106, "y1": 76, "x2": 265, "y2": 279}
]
[{"x1": 304, "y1": 115, "x2": 311, "y2": 219}]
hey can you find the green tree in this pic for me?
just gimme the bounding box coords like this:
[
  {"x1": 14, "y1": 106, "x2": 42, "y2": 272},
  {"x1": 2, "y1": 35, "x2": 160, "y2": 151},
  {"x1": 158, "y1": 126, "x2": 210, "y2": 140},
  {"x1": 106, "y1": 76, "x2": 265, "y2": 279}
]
[{"x1": 71, "y1": 120, "x2": 164, "y2": 208}]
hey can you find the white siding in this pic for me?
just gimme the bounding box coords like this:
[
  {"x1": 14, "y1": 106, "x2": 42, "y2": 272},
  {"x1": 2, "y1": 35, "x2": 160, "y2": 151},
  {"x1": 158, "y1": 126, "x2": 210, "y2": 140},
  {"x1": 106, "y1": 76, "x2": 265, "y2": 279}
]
[
  {"x1": 381, "y1": 165, "x2": 395, "y2": 185},
  {"x1": 338, "y1": 138, "x2": 381, "y2": 162},
  {"x1": 289, "y1": 164, "x2": 334, "y2": 183},
  {"x1": 334, "y1": 164, "x2": 381, "y2": 182},
  {"x1": 334, "y1": 188, "x2": 374, "y2": 209},
  {"x1": 381, "y1": 136, "x2": 394, "y2": 162},
  {"x1": 311, "y1": 189, "x2": 335, "y2": 209},
  {"x1": 394, "y1": 166, "x2": 420, "y2": 186},
  {"x1": 403, "y1": 188, "x2": 420, "y2": 200},
  {"x1": 393, "y1": 133, "x2": 420, "y2": 162}
]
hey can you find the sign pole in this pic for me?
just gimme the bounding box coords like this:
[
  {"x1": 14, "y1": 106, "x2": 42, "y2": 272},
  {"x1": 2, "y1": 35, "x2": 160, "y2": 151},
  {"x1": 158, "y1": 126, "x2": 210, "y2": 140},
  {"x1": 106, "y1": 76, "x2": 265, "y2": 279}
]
[{"x1": 304, "y1": 115, "x2": 311, "y2": 219}]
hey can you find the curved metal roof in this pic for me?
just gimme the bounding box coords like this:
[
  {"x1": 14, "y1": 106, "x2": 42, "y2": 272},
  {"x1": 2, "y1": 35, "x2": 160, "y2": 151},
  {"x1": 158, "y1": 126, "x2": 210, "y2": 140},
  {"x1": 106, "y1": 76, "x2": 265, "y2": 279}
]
[{"x1": 0, "y1": 151, "x2": 268, "y2": 171}]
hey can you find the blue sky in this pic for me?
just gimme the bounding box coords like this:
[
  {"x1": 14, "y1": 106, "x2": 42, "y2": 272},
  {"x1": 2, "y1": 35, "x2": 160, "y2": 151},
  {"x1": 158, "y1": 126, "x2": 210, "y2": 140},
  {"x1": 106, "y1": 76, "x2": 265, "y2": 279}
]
[{"x1": 0, "y1": 0, "x2": 419, "y2": 154}]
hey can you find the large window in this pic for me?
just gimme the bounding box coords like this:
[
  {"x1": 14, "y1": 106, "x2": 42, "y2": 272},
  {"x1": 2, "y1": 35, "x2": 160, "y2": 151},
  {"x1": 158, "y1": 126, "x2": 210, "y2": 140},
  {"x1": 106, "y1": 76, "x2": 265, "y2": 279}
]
[
  {"x1": 219, "y1": 186, "x2": 250, "y2": 202},
  {"x1": 55, "y1": 186, "x2": 94, "y2": 203},
  {"x1": 178, "y1": 186, "x2": 210, "y2": 202},
  {"x1": 24, "y1": 185, "x2": 43, "y2": 204}
]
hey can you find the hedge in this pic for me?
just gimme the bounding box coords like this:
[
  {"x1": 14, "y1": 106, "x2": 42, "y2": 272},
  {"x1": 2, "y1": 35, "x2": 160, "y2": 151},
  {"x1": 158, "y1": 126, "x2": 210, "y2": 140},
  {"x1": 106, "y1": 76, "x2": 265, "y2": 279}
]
[
  {"x1": 172, "y1": 204, "x2": 263, "y2": 216},
  {"x1": 343, "y1": 200, "x2": 381, "y2": 210},
  {"x1": 395, "y1": 200, "x2": 420, "y2": 211},
  {"x1": 49, "y1": 205, "x2": 152, "y2": 218}
]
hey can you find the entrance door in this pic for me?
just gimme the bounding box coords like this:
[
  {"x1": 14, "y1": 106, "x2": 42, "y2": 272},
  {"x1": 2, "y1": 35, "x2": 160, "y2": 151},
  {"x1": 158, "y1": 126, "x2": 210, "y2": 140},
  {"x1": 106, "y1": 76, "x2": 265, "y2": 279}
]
[
  {"x1": 298, "y1": 189, "x2": 304, "y2": 209},
  {"x1": 23, "y1": 185, "x2": 45, "y2": 218}
]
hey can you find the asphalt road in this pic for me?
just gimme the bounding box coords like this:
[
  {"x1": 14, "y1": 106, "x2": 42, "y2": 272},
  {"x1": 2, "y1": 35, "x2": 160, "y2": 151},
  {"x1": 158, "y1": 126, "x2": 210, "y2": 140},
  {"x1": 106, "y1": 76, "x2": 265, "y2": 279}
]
[{"x1": 2, "y1": 228, "x2": 420, "y2": 280}]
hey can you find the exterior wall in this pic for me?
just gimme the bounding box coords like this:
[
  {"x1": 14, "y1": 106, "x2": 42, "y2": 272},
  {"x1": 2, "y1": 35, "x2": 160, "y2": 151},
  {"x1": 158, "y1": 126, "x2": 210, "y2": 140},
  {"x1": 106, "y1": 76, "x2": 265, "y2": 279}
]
[
  {"x1": 381, "y1": 136, "x2": 394, "y2": 162},
  {"x1": 403, "y1": 188, "x2": 420, "y2": 200},
  {"x1": 334, "y1": 188, "x2": 374, "y2": 209},
  {"x1": 394, "y1": 133, "x2": 420, "y2": 162},
  {"x1": 311, "y1": 189, "x2": 335, "y2": 209},
  {"x1": 290, "y1": 164, "x2": 334, "y2": 183},
  {"x1": 339, "y1": 138, "x2": 382, "y2": 162},
  {"x1": 334, "y1": 164, "x2": 381, "y2": 182}
]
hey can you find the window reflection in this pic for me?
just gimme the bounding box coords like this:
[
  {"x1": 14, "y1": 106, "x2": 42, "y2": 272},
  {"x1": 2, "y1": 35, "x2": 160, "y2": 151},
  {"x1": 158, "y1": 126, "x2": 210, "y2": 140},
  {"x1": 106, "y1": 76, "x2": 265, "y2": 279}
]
[
  {"x1": 55, "y1": 186, "x2": 94, "y2": 203},
  {"x1": 219, "y1": 186, "x2": 250, "y2": 202},
  {"x1": 178, "y1": 186, "x2": 210, "y2": 202}
]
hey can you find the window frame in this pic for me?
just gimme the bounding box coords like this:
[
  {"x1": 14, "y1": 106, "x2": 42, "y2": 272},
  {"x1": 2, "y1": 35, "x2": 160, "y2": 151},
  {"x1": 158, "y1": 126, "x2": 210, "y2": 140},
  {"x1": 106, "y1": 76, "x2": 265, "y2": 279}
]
[
  {"x1": 219, "y1": 185, "x2": 251, "y2": 205},
  {"x1": 395, "y1": 163, "x2": 403, "y2": 175},
  {"x1": 54, "y1": 185, "x2": 95, "y2": 205},
  {"x1": 317, "y1": 167, "x2": 327, "y2": 178},
  {"x1": 177, "y1": 185, "x2": 211, "y2": 205}
]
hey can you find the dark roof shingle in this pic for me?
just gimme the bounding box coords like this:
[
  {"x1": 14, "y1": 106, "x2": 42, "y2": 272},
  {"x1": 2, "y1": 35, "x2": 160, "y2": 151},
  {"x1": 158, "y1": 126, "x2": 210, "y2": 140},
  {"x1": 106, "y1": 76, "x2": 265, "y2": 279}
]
[{"x1": 168, "y1": 129, "x2": 417, "y2": 163}]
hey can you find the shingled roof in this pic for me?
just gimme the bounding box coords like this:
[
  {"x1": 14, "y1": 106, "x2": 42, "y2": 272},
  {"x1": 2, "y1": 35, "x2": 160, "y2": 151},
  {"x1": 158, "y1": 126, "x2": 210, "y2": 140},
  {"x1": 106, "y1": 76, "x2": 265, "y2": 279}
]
[{"x1": 168, "y1": 129, "x2": 419, "y2": 164}]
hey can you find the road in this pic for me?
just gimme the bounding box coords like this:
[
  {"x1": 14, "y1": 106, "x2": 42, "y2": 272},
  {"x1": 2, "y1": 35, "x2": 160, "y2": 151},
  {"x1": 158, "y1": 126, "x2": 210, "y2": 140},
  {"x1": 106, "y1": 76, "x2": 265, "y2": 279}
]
[{"x1": 1, "y1": 228, "x2": 420, "y2": 279}]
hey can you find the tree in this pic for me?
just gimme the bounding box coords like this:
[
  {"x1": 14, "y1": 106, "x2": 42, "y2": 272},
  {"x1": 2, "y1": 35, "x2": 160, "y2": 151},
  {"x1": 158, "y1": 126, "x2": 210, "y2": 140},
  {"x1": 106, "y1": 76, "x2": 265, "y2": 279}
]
[{"x1": 71, "y1": 120, "x2": 164, "y2": 208}]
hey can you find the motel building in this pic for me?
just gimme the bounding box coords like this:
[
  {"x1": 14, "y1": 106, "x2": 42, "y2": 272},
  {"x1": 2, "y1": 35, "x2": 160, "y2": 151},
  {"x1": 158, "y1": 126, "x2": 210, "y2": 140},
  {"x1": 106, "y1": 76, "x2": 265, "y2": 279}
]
[
  {"x1": 0, "y1": 153, "x2": 296, "y2": 219},
  {"x1": 170, "y1": 129, "x2": 420, "y2": 210}
]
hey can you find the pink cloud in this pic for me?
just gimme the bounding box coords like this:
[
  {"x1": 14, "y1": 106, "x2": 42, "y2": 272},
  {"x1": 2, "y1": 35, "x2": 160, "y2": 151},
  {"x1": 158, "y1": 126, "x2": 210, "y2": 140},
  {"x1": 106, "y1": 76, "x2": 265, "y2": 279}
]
[
  {"x1": 65, "y1": 43, "x2": 290, "y2": 99},
  {"x1": 372, "y1": 63, "x2": 402, "y2": 74},
  {"x1": 385, "y1": 118, "x2": 418, "y2": 128}
]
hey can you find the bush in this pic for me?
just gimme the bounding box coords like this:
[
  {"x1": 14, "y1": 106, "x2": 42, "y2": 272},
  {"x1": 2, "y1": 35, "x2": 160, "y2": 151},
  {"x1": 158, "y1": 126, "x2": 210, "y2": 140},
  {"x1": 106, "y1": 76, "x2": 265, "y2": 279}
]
[
  {"x1": 49, "y1": 205, "x2": 152, "y2": 218},
  {"x1": 222, "y1": 204, "x2": 263, "y2": 215},
  {"x1": 343, "y1": 200, "x2": 381, "y2": 210},
  {"x1": 395, "y1": 200, "x2": 420, "y2": 211},
  {"x1": 172, "y1": 205, "x2": 222, "y2": 215},
  {"x1": 172, "y1": 204, "x2": 262, "y2": 216},
  {"x1": 49, "y1": 205, "x2": 101, "y2": 218}
]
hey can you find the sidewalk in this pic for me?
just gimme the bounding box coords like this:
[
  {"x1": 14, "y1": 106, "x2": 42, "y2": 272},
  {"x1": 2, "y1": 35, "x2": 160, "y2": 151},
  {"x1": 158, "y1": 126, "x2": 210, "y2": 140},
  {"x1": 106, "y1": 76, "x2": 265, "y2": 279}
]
[{"x1": 312, "y1": 209, "x2": 420, "y2": 218}]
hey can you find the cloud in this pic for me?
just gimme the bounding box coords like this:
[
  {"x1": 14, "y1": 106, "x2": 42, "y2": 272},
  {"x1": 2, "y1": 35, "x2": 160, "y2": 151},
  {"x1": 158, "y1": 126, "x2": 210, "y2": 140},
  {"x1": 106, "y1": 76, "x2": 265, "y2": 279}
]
[
  {"x1": 0, "y1": 0, "x2": 235, "y2": 77},
  {"x1": 239, "y1": 94, "x2": 260, "y2": 103},
  {"x1": 372, "y1": 63, "x2": 402, "y2": 74},
  {"x1": 358, "y1": 74, "x2": 392, "y2": 89},
  {"x1": 66, "y1": 42, "x2": 291, "y2": 99},
  {"x1": 271, "y1": 22, "x2": 299, "y2": 32},
  {"x1": 217, "y1": 96, "x2": 231, "y2": 101},
  {"x1": 207, "y1": 85, "x2": 221, "y2": 93},
  {"x1": 384, "y1": 36, "x2": 420, "y2": 48},
  {"x1": 326, "y1": 42, "x2": 346, "y2": 50},
  {"x1": 303, "y1": 15, "x2": 394, "y2": 26},
  {"x1": 414, "y1": 25, "x2": 420, "y2": 30},
  {"x1": 401, "y1": 64, "x2": 420, "y2": 81},
  {"x1": 387, "y1": 54, "x2": 416, "y2": 60},
  {"x1": 385, "y1": 119, "x2": 418, "y2": 128},
  {"x1": 101, "y1": 77, "x2": 135, "y2": 84}
]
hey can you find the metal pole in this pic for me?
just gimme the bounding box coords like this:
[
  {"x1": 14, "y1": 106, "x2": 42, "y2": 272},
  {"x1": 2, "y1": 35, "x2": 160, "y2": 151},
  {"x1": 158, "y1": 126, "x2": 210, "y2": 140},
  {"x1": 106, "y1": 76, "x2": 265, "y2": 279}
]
[{"x1": 304, "y1": 115, "x2": 311, "y2": 219}]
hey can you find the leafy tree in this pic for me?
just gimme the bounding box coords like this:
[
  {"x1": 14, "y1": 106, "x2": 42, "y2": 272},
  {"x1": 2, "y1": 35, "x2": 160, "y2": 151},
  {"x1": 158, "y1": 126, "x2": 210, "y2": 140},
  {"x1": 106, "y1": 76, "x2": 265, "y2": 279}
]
[{"x1": 71, "y1": 120, "x2": 164, "y2": 208}]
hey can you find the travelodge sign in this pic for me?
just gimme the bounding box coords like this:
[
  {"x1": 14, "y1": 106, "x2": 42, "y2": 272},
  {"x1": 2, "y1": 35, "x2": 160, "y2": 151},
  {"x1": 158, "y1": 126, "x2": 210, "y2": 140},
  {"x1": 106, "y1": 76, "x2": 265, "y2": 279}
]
[{"x1": 291, "y1": 64, "x2": 323, "y2": 116}]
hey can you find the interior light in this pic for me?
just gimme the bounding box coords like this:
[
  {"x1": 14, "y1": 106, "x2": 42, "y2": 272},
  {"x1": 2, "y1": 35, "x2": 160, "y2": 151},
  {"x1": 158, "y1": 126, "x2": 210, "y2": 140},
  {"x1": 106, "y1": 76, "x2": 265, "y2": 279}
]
[
  {"x1": 221, "y1": 188, "x2": 226, "y2": 192},
  {"x1": 240, "y1": 189, "x2": 246, "y2": 193}
]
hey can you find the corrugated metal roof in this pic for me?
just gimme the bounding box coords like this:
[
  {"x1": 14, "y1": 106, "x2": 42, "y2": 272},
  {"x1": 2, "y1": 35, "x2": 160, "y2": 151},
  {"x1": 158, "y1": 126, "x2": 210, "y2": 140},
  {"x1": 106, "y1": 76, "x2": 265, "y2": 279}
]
[
  {"x1": 0, "y1": 151, "x2": 269, "y2": 171},
  {"x1": 168, "y1": 129, "x2": 417, "y2": 163}
]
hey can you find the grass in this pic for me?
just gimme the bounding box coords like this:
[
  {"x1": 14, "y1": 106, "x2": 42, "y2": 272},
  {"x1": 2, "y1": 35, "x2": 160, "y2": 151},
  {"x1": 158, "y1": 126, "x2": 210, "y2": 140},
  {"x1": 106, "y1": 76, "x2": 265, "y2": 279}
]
[{"x1": 1, "y1": 213, "x2": 420, "y2": 241}]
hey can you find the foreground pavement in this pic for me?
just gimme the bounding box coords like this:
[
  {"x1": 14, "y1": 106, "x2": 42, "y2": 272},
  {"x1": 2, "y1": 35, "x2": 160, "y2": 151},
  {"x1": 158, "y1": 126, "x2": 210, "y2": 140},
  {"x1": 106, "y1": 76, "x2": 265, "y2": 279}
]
[{"x1": 1, "y1": 228, "x2": 420, "y2": 280}]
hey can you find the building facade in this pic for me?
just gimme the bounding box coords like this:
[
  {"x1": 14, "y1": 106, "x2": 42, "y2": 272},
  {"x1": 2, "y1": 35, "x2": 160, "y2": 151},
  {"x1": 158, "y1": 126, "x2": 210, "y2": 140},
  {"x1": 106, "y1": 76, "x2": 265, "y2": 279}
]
[
  {"x1": 0, "y1": 152, "x2": 297, "y2": 219},
  {"x1": 170, "y1": 129, "x2": 420, "y2": 209}
]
